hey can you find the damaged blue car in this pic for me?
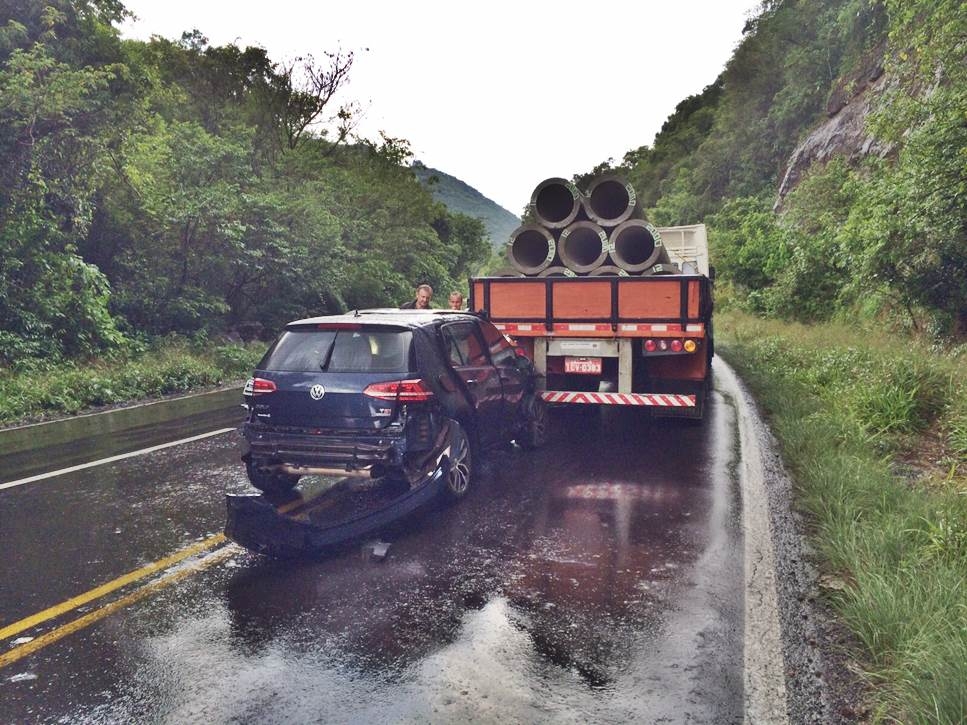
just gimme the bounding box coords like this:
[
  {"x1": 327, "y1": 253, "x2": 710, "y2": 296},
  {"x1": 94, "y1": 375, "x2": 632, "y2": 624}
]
[{"x1": 239, "y1": 309, "x2": 547, "y2": 500}]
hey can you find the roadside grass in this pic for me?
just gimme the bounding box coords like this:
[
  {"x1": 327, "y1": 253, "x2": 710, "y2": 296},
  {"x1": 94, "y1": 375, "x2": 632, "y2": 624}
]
[
  {"x1": 718, "y1": 312, "x2": 967, "y2": 724},
  {"x1": 0, "y1": 338, "x2": 263, "y2": 426}
]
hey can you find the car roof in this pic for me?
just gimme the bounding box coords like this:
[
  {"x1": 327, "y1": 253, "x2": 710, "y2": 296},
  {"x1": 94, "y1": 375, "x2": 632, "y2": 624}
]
[{"x1": 285, "y1": 309, "x2": 482, "y2": 330}]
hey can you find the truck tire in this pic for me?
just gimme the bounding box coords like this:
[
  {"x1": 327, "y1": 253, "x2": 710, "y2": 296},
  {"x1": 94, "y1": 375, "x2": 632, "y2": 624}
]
[
  {"x1": 518, "y1": 395, "x2": 549, "y2": 449},
  {"x1": 245, "y1": 459, "x2": 300, "y2": 496},
  {"x1": 443, "y1": 420, "x2": 473, "y2": 501}
]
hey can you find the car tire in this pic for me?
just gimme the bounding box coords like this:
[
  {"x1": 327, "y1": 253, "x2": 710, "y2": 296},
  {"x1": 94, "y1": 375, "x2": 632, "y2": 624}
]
[
  {"x1": 245, "y1": 459, "x2": 300, "y2": 496},
  {"x1": 443, "y1": 420, "x2": 473, "y2": 501},
  {"x1": 518, "y1": 395, "x2": 549, "y2": 449}
]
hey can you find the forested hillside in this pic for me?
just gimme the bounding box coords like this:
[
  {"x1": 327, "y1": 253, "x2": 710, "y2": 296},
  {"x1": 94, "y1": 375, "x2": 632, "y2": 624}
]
[
  {"x1": 0, "y1": 1, "x2": 490, "y2": 367},
  {"x1": 582, "y1": 0, "x2": 965, "y2": 337},
  {"x1": 2, "y1": 0, "x2": 963, "y2": 372},
  {"x1": 411, "y1": 162, "x2": 521, "y2": 251}
]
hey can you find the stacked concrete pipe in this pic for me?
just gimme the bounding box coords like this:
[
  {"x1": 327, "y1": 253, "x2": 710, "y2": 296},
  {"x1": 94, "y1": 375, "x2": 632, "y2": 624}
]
[
  {"x1": 537, "y1": 266, "x2": 577, "y2": 277},
  {"x1": 557, "y1": 221, "x2": 610, "y2": 273},
  {"x1": 506, "y1": 224, "x2": 557, "y2": 274},
  {"x1": 608, "y1": 219, "x2": 666, "y2": 273},
  {"x1": 589, "y1": 265, "x2": 629, "y2": 277},
  {"x1": 530, "y1": 177, "x2": 584, "y2": 229},
  {"x1": 504, "y1": 174, "x2": 676, "y2": 278},
  {"x1": 583, "y1": 175, "x2": 638, "y2": 227}
]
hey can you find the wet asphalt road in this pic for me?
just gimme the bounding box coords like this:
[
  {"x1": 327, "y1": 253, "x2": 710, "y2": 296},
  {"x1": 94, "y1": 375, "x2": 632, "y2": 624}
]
[{"x1": 1, "y1": 392, "x2": 743, "y2": 724}]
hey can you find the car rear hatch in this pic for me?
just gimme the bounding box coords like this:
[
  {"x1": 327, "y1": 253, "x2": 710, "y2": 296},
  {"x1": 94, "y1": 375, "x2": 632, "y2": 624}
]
[{"x1": 247, "y1": 324, "x2": 419, "y2": 430}]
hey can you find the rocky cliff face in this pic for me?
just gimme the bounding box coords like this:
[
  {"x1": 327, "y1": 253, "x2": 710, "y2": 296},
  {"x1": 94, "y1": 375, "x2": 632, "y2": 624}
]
[{"x1": 775, "y1": 45, "x2": 893, "y2": 207}]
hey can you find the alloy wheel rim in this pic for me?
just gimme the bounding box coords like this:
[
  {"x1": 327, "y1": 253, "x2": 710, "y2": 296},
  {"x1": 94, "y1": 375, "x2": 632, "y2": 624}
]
[{"x1": 448, "y1": 429, "x2": 470, "y2": 495}]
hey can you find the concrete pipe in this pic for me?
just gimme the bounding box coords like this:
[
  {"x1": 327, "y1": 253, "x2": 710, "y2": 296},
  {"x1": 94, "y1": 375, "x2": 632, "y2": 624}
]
[
  {"x1": 558, "y1": 221, "x2": 609, "y2": 274},
  {"x1": 609, "y1": 219, "x2": 665, "y2": 273},
  {"x1": 537, "y1": 266, "x2": 577, "y2": 277},
  {"x1": 588, "y1": 265, "x2": 629, "y2": 277},
  {"x1": 648, "y1": 262, "x2": 680, "y2": 275},
  {"x1": 506, "y1": 224, "x2": 556, "y2": 274},
  {"x1": 530, "y1": 177, "x2": 583, "y2": 229},
  {"x1": 583, "y1": 175, "x2": 638, "y2": 227}
]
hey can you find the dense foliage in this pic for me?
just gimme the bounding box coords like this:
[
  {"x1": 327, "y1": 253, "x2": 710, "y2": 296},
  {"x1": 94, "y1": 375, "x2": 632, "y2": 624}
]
[
  {"x1": 0, "y1": 0, "x2": 490, "y2": 368},
  {"x1": 721, "y1": 313, "x2": 967, "y2": 722},
  {"x1": 0, "y1": 336, "x2": 262, "y2": 423},
  {"x1": 584, "y1": 0, "x2": 966, "y2": 337}
]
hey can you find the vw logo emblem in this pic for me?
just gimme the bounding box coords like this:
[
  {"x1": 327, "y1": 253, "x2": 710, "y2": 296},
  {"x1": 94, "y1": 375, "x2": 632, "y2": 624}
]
[{"x1": 309, "y1": 384, "x2": 326, "y2": 401}]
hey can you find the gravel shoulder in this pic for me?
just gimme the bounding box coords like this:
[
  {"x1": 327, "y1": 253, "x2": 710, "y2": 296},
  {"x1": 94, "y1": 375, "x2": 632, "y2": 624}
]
[{"x1": 715, "y1": 359, "x2": 870, "y2": 724}]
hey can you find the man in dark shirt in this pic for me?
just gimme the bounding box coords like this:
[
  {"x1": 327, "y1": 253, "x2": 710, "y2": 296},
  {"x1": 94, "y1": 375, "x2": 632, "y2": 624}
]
[{"x1": 401, "y1": 284, "x2": 433, "y2": 309}]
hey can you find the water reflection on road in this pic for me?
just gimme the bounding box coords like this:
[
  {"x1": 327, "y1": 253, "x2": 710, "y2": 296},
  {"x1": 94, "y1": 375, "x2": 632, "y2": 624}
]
[{"x1": 1, "y1": 396, "x2": 742, "y2": 723}]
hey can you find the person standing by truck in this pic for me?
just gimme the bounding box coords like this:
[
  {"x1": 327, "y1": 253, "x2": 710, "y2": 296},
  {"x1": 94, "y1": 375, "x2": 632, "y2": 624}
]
[
  {"x1": 401, "y1": 284, "x2": 433, "y2": 309},
  {"x1": 447, "y1": 291, "x2": 465, "y2": 310}
]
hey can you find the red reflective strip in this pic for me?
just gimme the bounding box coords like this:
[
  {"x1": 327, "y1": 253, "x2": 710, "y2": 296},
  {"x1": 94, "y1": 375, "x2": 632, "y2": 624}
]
[
  {"x1": 499, "y1": 323, "x2": 544, "y2": 333},
  {"x1": 541, "y1": 391, "x2": 697, "y2": 406}
]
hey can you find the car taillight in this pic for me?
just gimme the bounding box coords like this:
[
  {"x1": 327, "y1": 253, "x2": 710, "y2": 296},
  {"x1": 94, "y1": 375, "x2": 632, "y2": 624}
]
[
  {"x1": 644, "y1": 339, "x2": 657, "y2": 352},
  {"x1": 670, "y1": 339, "x2": 684, "y2": 353},
  {"x1": 683, "y1": 339, "x2": 698, "y2": 353},
  {"x1": 245, "y1": 377, "x2": 277, "y2": 395},
  {"x1": 363, "y1": 379, "x2": 434, "y2": 402}
]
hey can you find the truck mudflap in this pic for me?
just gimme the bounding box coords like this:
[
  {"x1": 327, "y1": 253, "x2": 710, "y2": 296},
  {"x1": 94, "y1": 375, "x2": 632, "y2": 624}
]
[{"x1": 225, "y1": 459, "x2": 449, "y2": 559}]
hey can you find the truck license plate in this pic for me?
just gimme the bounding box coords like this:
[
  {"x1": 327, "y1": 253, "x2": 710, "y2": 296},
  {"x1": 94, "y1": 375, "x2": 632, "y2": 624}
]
[{"x1": 564, "y1": 356, "x2": 602, "y2": 374}]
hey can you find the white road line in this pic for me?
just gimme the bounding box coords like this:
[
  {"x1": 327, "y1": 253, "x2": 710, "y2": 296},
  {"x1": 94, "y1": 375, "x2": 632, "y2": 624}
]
[
  {"x1": 0, "y1": 427, "x2": 237, "y2": 490},
  {"x1": 715, "y1": 360, "x2": 790, "y2": 724}
]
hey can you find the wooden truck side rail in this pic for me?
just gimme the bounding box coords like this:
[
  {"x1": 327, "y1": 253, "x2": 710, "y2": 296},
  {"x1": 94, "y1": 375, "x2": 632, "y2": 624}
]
[{"x1": 469, "y1": 275, "x2": 713, "y2": 337}]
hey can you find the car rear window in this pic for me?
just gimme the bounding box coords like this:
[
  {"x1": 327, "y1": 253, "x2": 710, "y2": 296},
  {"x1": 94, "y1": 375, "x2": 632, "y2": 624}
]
[{"x1": 258, "y1": 328, "x2": 412, "y2": 373}]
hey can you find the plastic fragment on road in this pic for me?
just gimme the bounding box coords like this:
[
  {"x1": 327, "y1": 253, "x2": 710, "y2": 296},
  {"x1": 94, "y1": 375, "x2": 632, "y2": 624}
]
[{"x1": 369, "y1": 541, "x2": 391, "y2": 561}]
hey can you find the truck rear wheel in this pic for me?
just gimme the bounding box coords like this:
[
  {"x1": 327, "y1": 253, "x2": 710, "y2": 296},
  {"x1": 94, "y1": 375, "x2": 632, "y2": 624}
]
[{"x1": 518, "y1": 395, "x2": 549, "y2": 449}]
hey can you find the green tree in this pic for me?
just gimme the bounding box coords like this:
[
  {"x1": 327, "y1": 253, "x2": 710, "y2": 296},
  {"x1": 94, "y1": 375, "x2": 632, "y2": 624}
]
[{"x1": 0, "y1": 37, "x2": 126, "y2": 363}]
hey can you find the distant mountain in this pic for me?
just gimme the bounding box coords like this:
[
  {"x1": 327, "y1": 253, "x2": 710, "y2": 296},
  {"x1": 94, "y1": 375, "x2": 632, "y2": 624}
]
[{"x1": 412, "y1": 162, "x2": 521, "y2": 251}]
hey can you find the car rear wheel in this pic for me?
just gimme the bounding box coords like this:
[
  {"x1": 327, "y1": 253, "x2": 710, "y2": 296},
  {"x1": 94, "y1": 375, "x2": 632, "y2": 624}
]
[
  {"x1": 518, "y1": 395, "x2": 549, "y2": 449},
  {"x1": 245, "y1": 459, "x2": 300, "y2": 496},
  {"x1": 443, "y1": 421, "x2": 472, "y2": 501}
]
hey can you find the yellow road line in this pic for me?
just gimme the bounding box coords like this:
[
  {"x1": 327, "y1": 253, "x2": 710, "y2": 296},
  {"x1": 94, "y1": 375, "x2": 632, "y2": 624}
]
[
  {"x1": 0, "y1": 534, "x2": 226, "y2": 643},
  {"x1": 0, "y1": 546, "x2": 236, "y2": 670}
]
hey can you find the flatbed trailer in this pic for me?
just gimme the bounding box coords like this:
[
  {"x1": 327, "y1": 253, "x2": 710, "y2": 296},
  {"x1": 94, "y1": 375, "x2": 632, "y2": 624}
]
[{"x1": 470, "y1": 259, "x2": 713, "y2": 419}]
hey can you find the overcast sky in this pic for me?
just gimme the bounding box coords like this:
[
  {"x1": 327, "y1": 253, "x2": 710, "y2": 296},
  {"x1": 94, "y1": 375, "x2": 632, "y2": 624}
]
[{"x1": 120, "y1": 0, "x2": 757, "y2": 216}]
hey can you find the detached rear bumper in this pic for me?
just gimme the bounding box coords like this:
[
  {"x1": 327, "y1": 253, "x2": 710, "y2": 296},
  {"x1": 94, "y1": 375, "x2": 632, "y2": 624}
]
[{"x1": 225, "y1": 459, "x2": 448, "y2": 558}]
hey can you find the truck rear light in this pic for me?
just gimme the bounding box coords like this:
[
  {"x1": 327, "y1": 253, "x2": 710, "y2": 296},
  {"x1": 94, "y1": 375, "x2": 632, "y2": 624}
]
[
  {"x1": 643, "y1": 339, "x2": 696, "y2": 355},
  {"x1": 246, "y1": 377, "x2": 277, "y2": 395},
  {"x1": 364, "y1": 379, "x2": 434, "y2": 402}
]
